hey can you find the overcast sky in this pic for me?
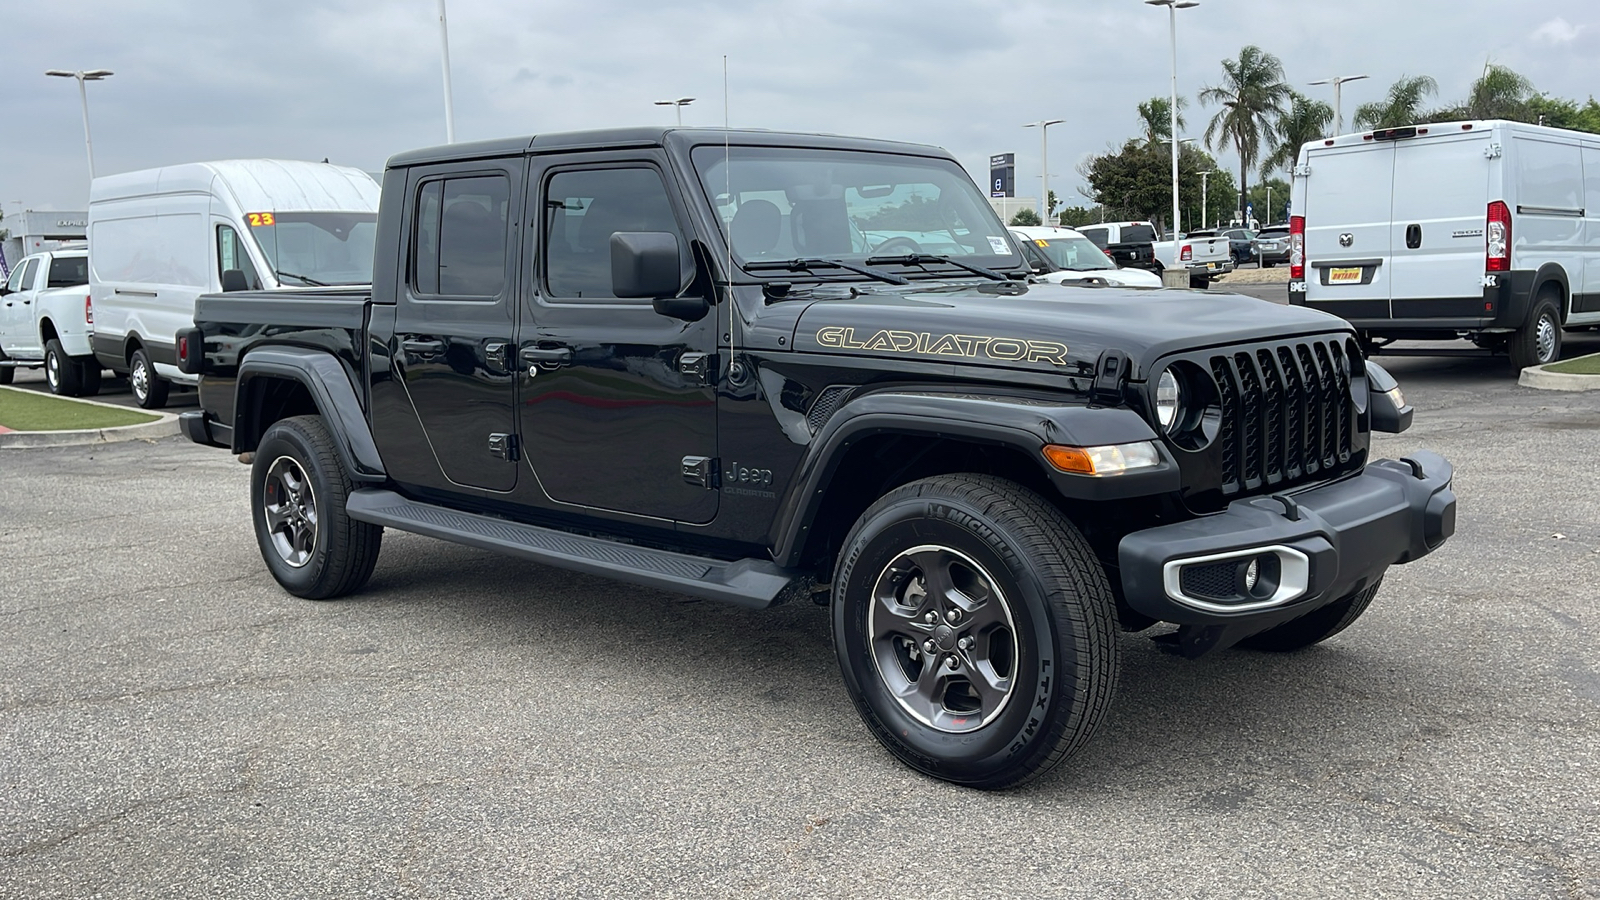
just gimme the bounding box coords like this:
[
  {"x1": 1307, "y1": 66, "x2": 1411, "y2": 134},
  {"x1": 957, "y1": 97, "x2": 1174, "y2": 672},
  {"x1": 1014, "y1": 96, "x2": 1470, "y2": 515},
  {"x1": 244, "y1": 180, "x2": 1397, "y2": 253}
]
[{"x1": 6, "y1": 0, "x2": 1600, "y2": 217}]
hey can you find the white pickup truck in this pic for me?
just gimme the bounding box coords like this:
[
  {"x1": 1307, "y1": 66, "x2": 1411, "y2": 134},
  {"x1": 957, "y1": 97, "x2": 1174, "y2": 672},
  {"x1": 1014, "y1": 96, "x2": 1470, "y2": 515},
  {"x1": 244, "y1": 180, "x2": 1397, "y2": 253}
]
[
  {"x1": 0, "y1": 245, "x2": 103, "y2": 396},
  {"x1": 1076, "y1": 220, "x2": 1234, "y2": 288}
]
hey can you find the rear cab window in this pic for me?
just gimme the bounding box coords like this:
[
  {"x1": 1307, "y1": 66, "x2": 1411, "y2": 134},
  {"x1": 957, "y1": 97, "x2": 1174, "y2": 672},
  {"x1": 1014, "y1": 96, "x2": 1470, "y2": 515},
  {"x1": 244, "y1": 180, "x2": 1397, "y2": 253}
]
[{"x1": 46, "y1": 256, "x2": 88, "y2": 288}]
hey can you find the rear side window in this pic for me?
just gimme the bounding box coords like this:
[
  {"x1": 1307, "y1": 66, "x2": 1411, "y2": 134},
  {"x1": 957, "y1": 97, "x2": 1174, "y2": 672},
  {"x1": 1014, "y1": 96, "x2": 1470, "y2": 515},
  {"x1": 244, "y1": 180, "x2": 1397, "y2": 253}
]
[
  {"x1": 1079, "y1": 227, "x2": 1109, "y2": 247},
  {"x1": 46, "y1": 256, "x2": 88, "y2": 288},
  {"x1": 413, "y1": 174, "x2": 510, "y2": 297},
  {"x1": 545, "y1": 168, "x2": 683, "y2": 299},
  {"x1": 1120, "y1": 224, "x2": 1157, "y2": 243}
]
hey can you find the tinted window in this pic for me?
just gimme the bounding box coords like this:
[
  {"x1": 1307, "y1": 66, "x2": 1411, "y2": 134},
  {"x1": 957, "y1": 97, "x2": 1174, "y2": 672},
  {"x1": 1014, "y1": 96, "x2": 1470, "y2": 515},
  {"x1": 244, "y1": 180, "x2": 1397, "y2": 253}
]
[
  {"x1": 46, "y1": 256, "x2": 88, "y2": 288},
  {"x1": 216, "y1": 225, "x2": 262, "y2": 290},
  {"x1": 1120, "y1": 224, "x2": 1158, "y2": 243},
  {"x1": 545, "y1": 168, "x2": 682, "y2": 299},
  {"x1": 413, "y1": 175, "x2": 509, "y2": 297},
  {"x1": 1078, "y1": 227, "x2": 1109, "y2": 247}
]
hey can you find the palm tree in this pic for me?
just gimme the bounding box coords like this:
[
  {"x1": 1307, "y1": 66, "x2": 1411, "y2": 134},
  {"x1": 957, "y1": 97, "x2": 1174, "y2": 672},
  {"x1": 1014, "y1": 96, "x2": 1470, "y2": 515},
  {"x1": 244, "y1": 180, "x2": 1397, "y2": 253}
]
[
  {"x1": 1200, "y1": 46, "x2": 1291, "y2": 224},
  {"x1": 1264, "y1": 91, "x2": 1333, "y2": 175},
  {"x1": 1352, "y1": 75, "x2": 1439, "y2": 130},
  {"x1": 1464, "y1": 63, "x2": 1536, "y2": 120},
  {"x1": 1136, "y1": 96, "x2": 1188, "y2": 144}
]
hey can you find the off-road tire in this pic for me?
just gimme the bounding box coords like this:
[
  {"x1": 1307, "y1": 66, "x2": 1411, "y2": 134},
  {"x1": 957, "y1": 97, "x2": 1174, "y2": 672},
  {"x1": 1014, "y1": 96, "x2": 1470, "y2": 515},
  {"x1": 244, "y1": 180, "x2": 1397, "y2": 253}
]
[
  {"x1": 251, "y1": 415, "x2": 382, "y2": 600},
  {"x1": 1509, "y1": 294, "x2": 1562, "y2": 371},
  {"x1": 44, "y1": 339, "x2": 82, "y2": 396},
  {"x1": 1239, "y1": 579, "x2": 1383, "y2": 652},
  {"x1": 129, "y1": 347, "x2": 170, "y2": 409},
  {"x1": 831, "y1": 474, "x2": 1120, "y2": 789}
]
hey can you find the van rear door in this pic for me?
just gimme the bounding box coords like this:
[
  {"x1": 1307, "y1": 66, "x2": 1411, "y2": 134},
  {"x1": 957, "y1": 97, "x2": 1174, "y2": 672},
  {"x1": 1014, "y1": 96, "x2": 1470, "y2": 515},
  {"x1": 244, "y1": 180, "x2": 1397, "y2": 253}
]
[
  {"x1": 1388, "y1": 132, "x2": 1491, "y2": 320},
  {"x1": 1302, "y1": 141, "x2": 1394, "y2": 322}
]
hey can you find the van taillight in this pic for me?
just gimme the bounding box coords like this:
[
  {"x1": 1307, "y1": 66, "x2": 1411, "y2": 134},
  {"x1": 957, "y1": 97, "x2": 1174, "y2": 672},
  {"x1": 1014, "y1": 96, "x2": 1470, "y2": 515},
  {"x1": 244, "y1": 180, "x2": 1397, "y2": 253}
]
[
  {"x1": 85, "y1": 296, "x2": 93, "y2": 324},
  {"x1": 1289, "y1": 216, "x2": 1305, "y2": 280},
  {"x1": 1180, "y1": 244, "x2": 1193, "y2": 262},
  {"x1": 1486, "y1": 201, "x2": 1511, "y2": 272},
  {"x1": 178, "y1": 335, "x2": 189, "y2": 364}
]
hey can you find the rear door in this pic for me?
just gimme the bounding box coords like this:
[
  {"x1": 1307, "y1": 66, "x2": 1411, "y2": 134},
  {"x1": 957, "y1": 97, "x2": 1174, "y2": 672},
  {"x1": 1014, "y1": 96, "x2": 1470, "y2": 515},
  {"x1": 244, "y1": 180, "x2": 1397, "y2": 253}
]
[
  {"x1": 1389, "y1": 133, "x2": 1491, "y2": 318},
  {"x1": 1303, "y1": 142, "x2": 1395, "y2": 321}
]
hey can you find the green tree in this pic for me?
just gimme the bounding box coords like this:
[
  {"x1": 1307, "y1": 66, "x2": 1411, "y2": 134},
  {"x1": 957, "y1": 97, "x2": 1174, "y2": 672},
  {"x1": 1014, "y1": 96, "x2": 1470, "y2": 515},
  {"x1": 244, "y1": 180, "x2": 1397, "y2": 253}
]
[
  {"x1": 1352, "y1": 75, "x2": 1438, "y2": 130},
  {"x1": 1264, "y1": 91, "x2": 1334, "y2": 174},
  {"x1": 1199, "y1": 46, "x2": 1291, "y2": 236},
  {"x1": 1137, "y1": 96, "x2": 1189, "y2": 144},
  {"x1": 1526, "y1": 95, "x2": 1600, "y2": 133},
  {"x1": 1055, "y1": 205, "x2": 1099, "y2": 228},
  {"x1": 1009, "y1": 208, "x2": 1042, "y2": 227},
  {"x1": 1082, "y1": 139, "x2": 1232, "y2": 235},
  {"x1": 1246, "y1": 177, "x2": 1290, "y2": 226},
  {"x1": 1463, "y1": 63, "x2": 1536, "y2": 120}
]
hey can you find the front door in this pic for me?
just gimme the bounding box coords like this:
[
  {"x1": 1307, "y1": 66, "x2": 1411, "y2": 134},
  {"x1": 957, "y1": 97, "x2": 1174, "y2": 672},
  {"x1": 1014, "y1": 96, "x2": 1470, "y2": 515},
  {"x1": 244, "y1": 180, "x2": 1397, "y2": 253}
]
[
  {"x1": 0, "y1": 259, "x2": 43, "y2": 357},
  {"x1": 519, "y1": 157, "x2": 719, "y2": 524},
  {"x1": 392, "y1": 162, "x2": 522, "y2": 493}
]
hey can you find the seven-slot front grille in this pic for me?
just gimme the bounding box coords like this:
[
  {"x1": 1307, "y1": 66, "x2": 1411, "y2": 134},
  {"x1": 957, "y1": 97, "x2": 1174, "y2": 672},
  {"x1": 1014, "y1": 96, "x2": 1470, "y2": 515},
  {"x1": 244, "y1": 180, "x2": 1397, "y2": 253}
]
[{"x1": 1208, "y1": 338, "x2": 1358, "y2": 496}]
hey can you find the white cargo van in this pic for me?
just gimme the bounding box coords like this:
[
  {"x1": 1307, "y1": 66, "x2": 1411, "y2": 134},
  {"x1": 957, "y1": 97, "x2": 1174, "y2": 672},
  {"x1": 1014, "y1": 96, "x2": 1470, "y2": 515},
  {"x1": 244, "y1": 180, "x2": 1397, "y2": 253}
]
[
  {"x1": 88, "y1": 159, "x2": 379, "y2": 408},
  {"x1": 1288, "y1": 120, "x2": 1600, "y2": 370}
]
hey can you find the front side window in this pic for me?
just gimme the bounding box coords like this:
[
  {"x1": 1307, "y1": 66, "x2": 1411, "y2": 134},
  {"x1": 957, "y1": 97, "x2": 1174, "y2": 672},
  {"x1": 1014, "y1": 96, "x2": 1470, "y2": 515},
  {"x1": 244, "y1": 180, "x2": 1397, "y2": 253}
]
[
  {"x1": 412, "y1": 175, "x2": 510, "y2": 297},
  {"x1": 545, "y1": 167, "x2": 683, "y2": 299},
  {"x1": 46, "y1": 256, "x2": 88, "y2": 288},
  {"x1": 692, "y1": 146, "x2": 1018, "y2": 273},
  {"x1": 248, "y1": 211, "x2": 378, "y2": 287},
  {"x1": 1033, "y1": 237, "x2": 1116, "y2": 271},
  {"x1": 217, "y1": 225, "x2": 262, "y2": 290},
  {"x1": 6, "y1": 260, "x2": 33, "y2": 293}
]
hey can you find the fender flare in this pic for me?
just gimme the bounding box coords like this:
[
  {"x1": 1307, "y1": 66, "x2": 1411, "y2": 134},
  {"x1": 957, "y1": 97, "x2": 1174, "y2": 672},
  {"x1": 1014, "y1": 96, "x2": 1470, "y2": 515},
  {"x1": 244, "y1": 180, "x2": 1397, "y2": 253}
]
[
  {"x1": 235, "y1": 347, "x2": 386, "y2": 482},
  {"x1": 1531, "y1": 262, "x2": 1571, "y2": 321},
  {"x1": 768, "y1": 389, "x2": 1176, "y2": 567}
]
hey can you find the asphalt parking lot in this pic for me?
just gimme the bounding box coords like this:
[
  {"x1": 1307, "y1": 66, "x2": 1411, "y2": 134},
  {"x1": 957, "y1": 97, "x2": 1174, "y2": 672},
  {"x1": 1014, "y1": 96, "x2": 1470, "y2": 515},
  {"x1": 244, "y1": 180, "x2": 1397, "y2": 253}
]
[{"x1": 3, "y1": 334, "x2": 1599, "y2": 898}]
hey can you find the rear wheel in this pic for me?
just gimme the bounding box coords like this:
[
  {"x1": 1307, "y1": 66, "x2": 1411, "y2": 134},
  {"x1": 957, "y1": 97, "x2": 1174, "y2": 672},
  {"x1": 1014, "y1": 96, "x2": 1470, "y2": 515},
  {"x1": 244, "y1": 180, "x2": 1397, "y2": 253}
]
[
  {"x1": 831, "y1": 474, "x2": 1119, "y2": 789},
  {"x1": 0, "y1": 348, "x2": 15, "y2": 385},
  {"x1": 76, "y1": 359, "x2": 102, "y2": 396},
  {"x1": 1509, "y1": 295, "x2": 1562, "y2": 371},
  {"x1": 129, "y1": 347, "x2": 169, "y2": 409},
  {"x1": 251, "y1": 415, "x2": 382, "y2": 599},
  {"x1": 44, "y1": 339, "x2": 83, "y2": 396},
  {"x1": 1239, "y1": 580, "x2": 1383, "y2": 652}
]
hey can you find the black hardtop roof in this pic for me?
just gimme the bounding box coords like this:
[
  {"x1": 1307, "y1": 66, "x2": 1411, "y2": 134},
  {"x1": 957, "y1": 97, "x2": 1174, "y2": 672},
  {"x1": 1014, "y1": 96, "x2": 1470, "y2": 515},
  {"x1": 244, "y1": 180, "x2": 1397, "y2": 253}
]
[{"x1": 384, "y1": 127, "x2": 952, "y2": 169}]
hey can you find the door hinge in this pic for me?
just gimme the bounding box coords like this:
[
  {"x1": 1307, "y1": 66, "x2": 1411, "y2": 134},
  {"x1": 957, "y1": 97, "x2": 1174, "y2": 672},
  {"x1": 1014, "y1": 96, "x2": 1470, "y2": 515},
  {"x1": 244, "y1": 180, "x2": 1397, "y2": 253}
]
[
  {"x1": 485, "y1": 341, "x2": 510, "y2": 372},
  {"x1": 681, "y1": 455, "x2": 717, "y2": 489},
  {"x1": 1292, "y1": 164, "x2": 1312, "y2": 177},
  {"x1": 489, "y1": 433, "x2": 519, "y2": 462},
  {"x1": 1484, "y1": 143, "x2": 1503, "y2": 159},
  {"x1": 678, "y1": 352, "x2": 715, "y2": 384}
]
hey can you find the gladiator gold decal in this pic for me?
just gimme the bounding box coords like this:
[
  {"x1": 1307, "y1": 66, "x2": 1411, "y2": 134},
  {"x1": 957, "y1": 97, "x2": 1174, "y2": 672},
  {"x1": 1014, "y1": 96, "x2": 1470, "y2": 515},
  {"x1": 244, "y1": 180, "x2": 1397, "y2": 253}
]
[{"x1": 814, "y1": 326, "x2": 1069, "y2": 366}]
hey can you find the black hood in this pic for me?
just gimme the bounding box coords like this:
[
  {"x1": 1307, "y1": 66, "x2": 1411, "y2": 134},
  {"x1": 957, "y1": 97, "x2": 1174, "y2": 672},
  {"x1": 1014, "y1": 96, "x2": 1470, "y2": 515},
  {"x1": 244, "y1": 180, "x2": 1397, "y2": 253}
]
[{"x1": 788, "y1": 283, "x2": 1350, "y2": 380}]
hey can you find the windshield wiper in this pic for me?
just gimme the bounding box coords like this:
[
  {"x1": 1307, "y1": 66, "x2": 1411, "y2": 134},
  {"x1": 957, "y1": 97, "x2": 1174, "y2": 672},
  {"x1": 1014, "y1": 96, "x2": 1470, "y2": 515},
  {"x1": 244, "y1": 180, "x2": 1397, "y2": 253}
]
[
  {"x1": 275, "y1": 269, "x2": 329, "y2": 287},
  {"x1": 864, "y1": 253, "x2": 1008, "y2": 282},
  {"x1": 745, "y1": 258, "x2": 910, "y2": 286}
]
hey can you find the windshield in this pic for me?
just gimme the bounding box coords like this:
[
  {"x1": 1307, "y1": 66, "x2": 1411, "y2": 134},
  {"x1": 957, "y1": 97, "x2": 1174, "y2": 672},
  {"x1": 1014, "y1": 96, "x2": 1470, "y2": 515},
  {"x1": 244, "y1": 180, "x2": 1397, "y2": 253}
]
[
  {"x1": 1030, "y1": 236, "x2": 1115, "y2": 270},
  {"x1": 691, "y1": 146, "x2": 1019, "y2": 274},
  {"x1": 246, "y1": 212, "x2": 377, "y2": 285}
]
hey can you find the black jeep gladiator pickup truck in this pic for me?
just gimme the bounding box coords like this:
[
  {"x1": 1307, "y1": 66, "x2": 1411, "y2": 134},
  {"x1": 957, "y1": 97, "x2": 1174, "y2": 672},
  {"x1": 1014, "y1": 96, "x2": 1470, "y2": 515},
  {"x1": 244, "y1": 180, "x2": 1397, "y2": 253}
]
[{"x1": 179, "y1": 127, "x2": 1456, "y2": 788}]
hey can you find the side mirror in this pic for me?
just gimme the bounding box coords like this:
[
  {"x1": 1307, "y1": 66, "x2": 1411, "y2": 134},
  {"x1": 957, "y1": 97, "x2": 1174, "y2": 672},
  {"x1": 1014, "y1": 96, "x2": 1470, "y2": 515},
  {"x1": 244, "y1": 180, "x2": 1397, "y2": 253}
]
[
  {"x1": 611, "y1": 231, "x2": 682, "y2": 300},
  {"x1": 221, "y1": 269, "x2": 251, "y2": 292},
  {"x1": 1365, "y1": 360, "x2": 1413, "y2": 433}
]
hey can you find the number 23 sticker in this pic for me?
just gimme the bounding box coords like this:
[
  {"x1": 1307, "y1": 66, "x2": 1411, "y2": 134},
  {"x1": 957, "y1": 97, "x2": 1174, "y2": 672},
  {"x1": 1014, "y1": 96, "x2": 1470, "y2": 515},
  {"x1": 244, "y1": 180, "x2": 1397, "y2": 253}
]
[{"x1": 246, "y1": 212, "x2": 275, "y2": 227}]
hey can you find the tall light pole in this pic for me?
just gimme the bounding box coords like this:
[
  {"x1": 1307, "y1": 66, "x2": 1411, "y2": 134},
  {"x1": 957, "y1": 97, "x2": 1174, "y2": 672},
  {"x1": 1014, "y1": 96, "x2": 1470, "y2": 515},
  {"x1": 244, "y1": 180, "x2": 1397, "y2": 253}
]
[
  {"x1": 654, "y1": 97, "x2": 696, "y2": 126},
  {"x1": 1146, "y1": 0, "x2": 1199, "y2": 246},
  {"x1": 1198, "y1": 170, "x2": 1216, "y2": 230},
  {"x1": 44, "y1": 69, "x2": 112, "y2": 180},
  {"x1": 436, "y1": 0, "x2": 456, "y2": 143},
  {"x1": 1024, "y1": 119, "x2": 1064, "y2": 224},
  {"x1": 1308, "y1": 74, "x2": 1369, "y2": 137}
]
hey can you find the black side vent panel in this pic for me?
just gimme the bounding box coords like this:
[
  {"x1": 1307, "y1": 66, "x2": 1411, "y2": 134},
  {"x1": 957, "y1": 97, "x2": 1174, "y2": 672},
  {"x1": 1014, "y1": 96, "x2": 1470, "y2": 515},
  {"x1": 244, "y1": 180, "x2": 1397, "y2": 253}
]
[{"x1": 807, "y1": 385, "x2": 855, "y2": 433}]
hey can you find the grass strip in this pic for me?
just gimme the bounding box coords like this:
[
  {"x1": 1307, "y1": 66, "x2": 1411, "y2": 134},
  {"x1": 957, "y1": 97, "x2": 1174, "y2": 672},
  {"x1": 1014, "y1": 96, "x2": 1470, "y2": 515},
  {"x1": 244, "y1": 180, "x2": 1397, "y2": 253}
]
[
  {"x1": 0, "y1": 388, "x2": 160, "y2": 431},
  {"x1": 1544, "y1": 353, "x2": 1600, "y2": 376}
]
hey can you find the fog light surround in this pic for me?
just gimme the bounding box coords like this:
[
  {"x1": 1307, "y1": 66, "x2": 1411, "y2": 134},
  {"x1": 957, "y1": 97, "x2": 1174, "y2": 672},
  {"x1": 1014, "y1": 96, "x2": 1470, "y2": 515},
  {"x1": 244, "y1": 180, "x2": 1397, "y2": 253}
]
[
  {"x1": 1162, "y1": 545, "x2": 1310, "y2": 613},
  {"x1": 1043, "y1": 441, "x2": 1162, "y2": 477}
]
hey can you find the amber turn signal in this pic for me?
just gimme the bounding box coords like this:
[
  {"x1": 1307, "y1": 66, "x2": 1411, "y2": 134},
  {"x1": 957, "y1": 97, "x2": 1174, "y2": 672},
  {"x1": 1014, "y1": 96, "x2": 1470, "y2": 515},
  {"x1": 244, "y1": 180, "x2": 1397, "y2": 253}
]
[{"x1": 1042, "y1": 441, "x2": 1162, "y2": 476}]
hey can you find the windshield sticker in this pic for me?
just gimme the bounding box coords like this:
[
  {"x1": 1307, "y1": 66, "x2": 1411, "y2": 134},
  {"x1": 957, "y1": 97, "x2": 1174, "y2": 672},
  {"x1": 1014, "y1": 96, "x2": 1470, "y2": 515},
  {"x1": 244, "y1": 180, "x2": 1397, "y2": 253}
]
[
  {"x1": 986, "y1": 236, "x2": 1010, "y2": 254},
  {"x1": 1034, "y1": 239, "x2": 1050, "y2": 248},
  {"x1": 815, "y1": 326, "x2": 1068, "y2": 366}
]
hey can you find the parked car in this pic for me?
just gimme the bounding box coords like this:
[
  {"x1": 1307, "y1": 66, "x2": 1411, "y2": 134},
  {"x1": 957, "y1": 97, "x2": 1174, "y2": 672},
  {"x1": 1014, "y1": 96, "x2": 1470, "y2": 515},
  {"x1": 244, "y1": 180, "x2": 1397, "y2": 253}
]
[
  {"x1": 1189, "y1": 228, "x2": 1258, "y2": 266},
  {"x1": 0, "y1": 244, "x2": 104, "y2": 395},
  {"x1": 1008, "y1": 225, "x2": 1163, "y2": 287},
  {"x1": 1289, "y1": 119, "x2": 1600, "y2": 370},
  {"x1": 1255, "y1": 225, "x2": 1290, "y2": 267},
  {"x1": 179, "y1": 125, "x2": 1456, "y2": 790},
  {"x1": 1076, "y1": 221, "x2": 1233, "y2": 288},
  {"x1": 88, "y1": 159, "x2": 380, "y2": 409}
]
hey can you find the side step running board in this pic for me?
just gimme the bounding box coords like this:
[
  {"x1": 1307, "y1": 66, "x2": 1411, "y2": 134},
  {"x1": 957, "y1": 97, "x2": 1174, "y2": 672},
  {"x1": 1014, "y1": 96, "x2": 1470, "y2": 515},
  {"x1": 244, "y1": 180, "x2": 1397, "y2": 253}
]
[{"x1": 346, "y1": 489, "x2": 804, "y2": 609}]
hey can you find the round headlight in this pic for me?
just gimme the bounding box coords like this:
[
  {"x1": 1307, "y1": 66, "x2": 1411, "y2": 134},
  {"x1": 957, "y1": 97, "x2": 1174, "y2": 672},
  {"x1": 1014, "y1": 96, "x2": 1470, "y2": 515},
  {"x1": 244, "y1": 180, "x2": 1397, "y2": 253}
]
[{"x1": 1156, "y1": 369, "x2": 1181, "y2": 431}]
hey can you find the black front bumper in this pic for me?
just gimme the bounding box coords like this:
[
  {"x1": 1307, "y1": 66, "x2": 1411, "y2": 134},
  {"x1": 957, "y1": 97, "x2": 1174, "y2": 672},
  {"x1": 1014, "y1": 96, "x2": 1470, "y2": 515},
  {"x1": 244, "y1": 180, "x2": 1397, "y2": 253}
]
[{"x1": 1118, "y1": 451, "x2": 1455, "y2": 655}]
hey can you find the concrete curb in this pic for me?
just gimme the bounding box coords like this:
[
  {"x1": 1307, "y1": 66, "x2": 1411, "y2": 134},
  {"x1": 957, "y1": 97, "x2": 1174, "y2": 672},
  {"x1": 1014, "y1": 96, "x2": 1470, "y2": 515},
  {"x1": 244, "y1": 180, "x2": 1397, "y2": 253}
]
[
  {"x1": 0, "y1": 386, "x2": 180, "y2": 448},
  {"x1": 1518, "y1": 355, "x2": 1600, "y2": 392}
]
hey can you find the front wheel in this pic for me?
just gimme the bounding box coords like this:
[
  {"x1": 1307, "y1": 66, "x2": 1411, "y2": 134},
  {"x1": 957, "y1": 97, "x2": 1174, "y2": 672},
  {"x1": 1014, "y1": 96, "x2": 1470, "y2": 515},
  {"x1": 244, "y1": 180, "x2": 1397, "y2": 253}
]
[
  {"x1": 251, "y1": 415, "x2": 382, "y2": 600},
  {"x1": 129, "y1": 347, "x2": 170, "y2": 409},
  {"x1": 831, "y1": 474, "x2": 1120, "y2": 789},
  {"x1": 44, "y1": 339, "x2": 83, "y2": 396}
]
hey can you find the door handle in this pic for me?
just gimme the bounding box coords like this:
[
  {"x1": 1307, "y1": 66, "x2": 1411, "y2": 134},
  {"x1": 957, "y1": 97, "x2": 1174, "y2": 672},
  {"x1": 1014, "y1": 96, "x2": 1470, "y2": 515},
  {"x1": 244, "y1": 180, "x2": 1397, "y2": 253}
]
[
  {"x1": 402, "y1": 338, "x2": 445, "y2": 355},
  {"x1": 520, "y1": 346, "x2": 573, "y2": 365},
  {"x1": 1405, "y1": 224, "x2": 1422, "y2": 249}
]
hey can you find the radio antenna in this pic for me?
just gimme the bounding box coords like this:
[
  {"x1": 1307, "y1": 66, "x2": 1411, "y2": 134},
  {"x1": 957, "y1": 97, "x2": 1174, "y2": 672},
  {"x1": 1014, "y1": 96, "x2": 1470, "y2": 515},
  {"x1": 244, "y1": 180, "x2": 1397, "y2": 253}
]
[{"x1": 724, "y1": 54, "x2": 735, "y2": 374}]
